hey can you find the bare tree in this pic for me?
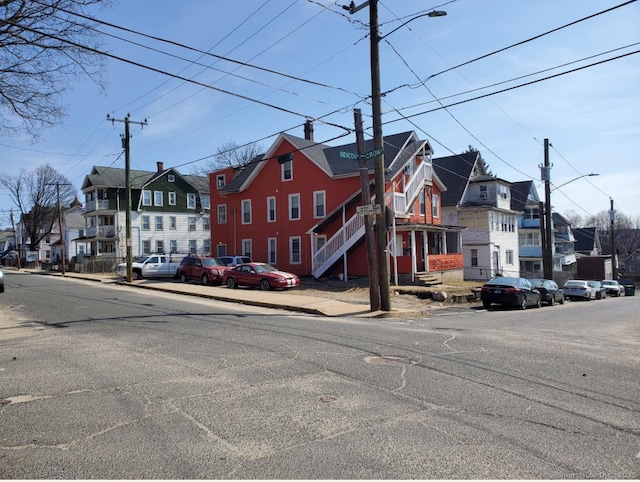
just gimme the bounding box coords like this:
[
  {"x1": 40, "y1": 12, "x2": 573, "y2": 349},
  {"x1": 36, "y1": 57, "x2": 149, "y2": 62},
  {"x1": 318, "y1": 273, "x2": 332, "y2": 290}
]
[
  {"x1": 0, "y1": 163, "x2": 77, "y2": 250},
  {"x1": 563, "y1": 210, "x2": 585, "y2": 228},
  {"x1": 0, "y1": 0, "x2": 111, "y2": 139},
  {"x1": 190, "y1": 140, "x2": 265, "y2": 176}
]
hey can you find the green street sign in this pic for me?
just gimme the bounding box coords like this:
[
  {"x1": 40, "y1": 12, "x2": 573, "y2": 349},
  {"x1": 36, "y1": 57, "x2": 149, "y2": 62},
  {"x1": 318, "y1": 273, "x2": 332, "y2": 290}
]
[
  {"x1": 365, "y1": 147, "x2": 383, "y2": 160},
  {"x1": 339, "y1": 151, "x2": 358, "y2": 160}
]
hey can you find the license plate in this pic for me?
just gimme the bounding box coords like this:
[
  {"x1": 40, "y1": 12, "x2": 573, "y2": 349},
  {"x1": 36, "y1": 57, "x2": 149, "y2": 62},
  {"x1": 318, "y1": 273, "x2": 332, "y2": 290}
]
[{"x1": 492, "y1": 288, "x2": 503, "y2": 294}]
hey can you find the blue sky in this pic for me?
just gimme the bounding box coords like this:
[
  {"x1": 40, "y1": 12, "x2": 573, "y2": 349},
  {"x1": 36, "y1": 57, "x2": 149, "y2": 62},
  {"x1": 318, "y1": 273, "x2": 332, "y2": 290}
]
[{"x1": 1, "y1": 0, "x2": 638, "y2": 227}]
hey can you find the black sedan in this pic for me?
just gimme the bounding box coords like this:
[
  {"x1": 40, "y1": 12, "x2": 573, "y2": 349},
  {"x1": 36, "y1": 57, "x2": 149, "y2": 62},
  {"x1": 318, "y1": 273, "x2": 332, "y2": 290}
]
[
  {"x1": 480, "y1": 277, "x2": 542, "y2": 310},
  {"x1": 530, "y1": 279, "x2": 565, "y2": 306}
]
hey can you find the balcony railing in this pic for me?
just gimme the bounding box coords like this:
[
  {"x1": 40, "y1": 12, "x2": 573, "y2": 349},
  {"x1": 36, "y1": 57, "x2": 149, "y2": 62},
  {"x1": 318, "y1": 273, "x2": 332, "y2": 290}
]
[
  {"x1": 86, "y1": 226, "x2": 116, "y2": 238},
  {"x1": 85, "y1": 199, "x2": 110, "y2": 213}
]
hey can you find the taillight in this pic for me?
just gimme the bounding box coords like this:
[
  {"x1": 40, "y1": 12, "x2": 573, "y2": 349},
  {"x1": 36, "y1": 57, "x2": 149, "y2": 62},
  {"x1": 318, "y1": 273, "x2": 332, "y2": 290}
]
[{"x1": 505, "y1": 287, "x2": 520, "y2": 293}]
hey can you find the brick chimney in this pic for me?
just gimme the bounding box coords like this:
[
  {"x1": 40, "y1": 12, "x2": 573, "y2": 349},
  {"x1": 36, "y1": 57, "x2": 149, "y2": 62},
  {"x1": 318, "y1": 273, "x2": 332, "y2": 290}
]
[
  {"x1": 157, "y1": 161, "x2": 164, "y2": 172},
  {"x1": 304, "y1": 120, "x2": 314, "y2": 141}
]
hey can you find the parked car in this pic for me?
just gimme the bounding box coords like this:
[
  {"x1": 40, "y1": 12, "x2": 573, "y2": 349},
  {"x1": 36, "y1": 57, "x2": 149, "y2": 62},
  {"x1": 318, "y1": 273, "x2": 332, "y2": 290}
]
[
  {"x1": 480, "y1": 277, "x2": 542, "y2": 310},
  {"x1": 601, "y1": 279, "x2": 624, "y2": 297},
  {"x1": 530, "y1": 279, "x2": 564, "y2": 306},
  {"x1": 223, "y1": 262, "x2": 300, "y2": 291},
  {"x1": 0, "y1": 268, "x2": 4, "y2": 293},
  {"x1": 218, "y1": 255, "x2": 252, "y2": 267},
  {"x1": 562, "y1": 280, "x2": 597, "y2": 301},
  {"x1": 177, "y1": 256, "x2": 229, "y2": 285},
  {"x1": 587, "y1": 280, "x2": 607, "y2": 299}
]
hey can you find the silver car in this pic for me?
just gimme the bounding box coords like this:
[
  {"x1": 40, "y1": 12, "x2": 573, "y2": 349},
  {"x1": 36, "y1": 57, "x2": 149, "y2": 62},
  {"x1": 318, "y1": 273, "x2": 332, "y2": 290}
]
[
  {"x1": 563, "y1": 280, "x2": 596, "y2": 301},
  {"x1": 0, "y1": 269, "x2": 4, "y2": 293}
]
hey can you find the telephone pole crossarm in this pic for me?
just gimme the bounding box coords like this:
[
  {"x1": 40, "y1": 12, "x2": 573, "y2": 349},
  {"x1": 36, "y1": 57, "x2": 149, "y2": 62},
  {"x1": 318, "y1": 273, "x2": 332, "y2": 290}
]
[{"x1": 106, "y1": 114, "x2": 148, "y2": 283}]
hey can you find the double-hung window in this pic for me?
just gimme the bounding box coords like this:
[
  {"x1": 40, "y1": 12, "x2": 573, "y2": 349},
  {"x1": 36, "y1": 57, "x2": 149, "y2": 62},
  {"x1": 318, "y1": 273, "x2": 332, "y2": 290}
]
[
  {"x1": 154, "y1": 191, "x2": 163, "y2": 206},
  {"x1": 217, "y1": 205, "x2": 227, "y2": 224},
  {"x1": 241, "y1": 200, "x2": 252, "y2": 224},
  {"x1": 289, "y1": 194, "x2": 300, "y2": 220},
  {"x1": 142, "y1": 190, "x2": 152, "y2": 206},
  {"x1": 267, "y1": 197, "x2": 276, "y2": 222},
  {"x1": 187, "y1": 193, "x2": 196, "y2": 209},
  {"x1": 313, "y1": 191, "x2": 326, "y2": 218},
  {"x1": 155, "y1": 216, "x2": 163, "y2": 231}
]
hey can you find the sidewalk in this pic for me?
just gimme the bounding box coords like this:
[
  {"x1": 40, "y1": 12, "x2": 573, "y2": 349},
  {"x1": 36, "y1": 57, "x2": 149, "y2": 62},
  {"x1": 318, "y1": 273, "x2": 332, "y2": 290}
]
[{"x1": 20, "y1": 269, "x2": 424, "y2": 318}]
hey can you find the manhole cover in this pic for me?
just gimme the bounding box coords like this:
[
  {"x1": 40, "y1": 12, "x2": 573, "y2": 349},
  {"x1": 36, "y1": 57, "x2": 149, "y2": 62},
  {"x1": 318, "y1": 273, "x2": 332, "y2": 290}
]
[{"x1": 364, "y1": 355, "x2": 414, "y2": 366}]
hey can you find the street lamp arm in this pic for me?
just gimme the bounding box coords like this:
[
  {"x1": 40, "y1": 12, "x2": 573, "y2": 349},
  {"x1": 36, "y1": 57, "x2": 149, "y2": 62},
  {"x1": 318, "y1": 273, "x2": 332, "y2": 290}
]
[
  {"x1": 378, "y1": 10, "x2": 447, "y2": 40},
  {"x1": 550, "y1": 173, "x2": 599, "y2": 192}
]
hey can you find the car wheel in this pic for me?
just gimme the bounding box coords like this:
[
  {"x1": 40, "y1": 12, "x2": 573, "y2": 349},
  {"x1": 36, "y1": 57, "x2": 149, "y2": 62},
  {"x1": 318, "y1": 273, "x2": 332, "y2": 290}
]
[
  {"x1": 180, "y1": 272, "x2": 188, "y2": 283},
  {"x1": 201, "y1": 274, "x2": 209, "y2": 285},
  {"x1": 131, "y1": 270, "x2": 141, "y2": 280},
  {"x1": 559, "y1": 296, "x2": 565, "y2": 305},
  {"x1": 536, "y1": 297, "x2": 542, "y2": 309},
  {"x1": 226, "y1": 277, "x2": 237, "y2": 289},
  {"x1": 260, "y1": 279, "x2": 271, "y2": 291},
  {"x1": 596, "y1": 292, "x2": 601, "y2": 300},
  {"x1": 482, "y1": 301, "x2": 491, "y2": 309},
  {"x1": 548, "y1": 296, "x2": 555, "y2": 306},
  {"x1": 520, "y1": 296, "x2": 527, "y2": 310}
]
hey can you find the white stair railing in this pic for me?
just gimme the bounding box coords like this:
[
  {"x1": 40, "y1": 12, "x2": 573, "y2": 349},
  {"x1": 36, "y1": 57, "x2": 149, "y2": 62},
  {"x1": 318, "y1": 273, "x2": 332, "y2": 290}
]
[
  {"x1": 312, "y1": 211, "x2": 366, "y2": 278},
  {"x1": 402, "y1": 161, "x2": 432, "y2": 214}
]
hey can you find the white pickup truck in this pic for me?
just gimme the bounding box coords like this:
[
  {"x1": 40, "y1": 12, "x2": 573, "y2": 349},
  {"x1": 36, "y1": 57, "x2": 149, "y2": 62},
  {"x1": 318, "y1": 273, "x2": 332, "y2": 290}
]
[{"x1": 115, "y1": 254, "x2": 183, "y2": 280}]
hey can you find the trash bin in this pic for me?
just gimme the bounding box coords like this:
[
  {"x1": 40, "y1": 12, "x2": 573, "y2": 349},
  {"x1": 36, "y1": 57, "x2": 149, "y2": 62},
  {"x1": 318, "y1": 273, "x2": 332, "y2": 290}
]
[{"x1": 624, "y1": 284, "x2": 635, "y2": 296}]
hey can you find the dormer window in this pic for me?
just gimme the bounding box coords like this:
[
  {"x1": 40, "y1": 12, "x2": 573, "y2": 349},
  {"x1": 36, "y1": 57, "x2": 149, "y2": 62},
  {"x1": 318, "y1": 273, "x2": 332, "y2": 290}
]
[{"x1": 479, "y1": 185, "x2": 488, "y2": 200}]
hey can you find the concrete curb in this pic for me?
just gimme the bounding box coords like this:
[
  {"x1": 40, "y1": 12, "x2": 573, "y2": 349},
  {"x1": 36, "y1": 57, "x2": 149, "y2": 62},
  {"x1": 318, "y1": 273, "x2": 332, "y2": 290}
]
[{"x1": 16, "y1": 269, "x2": 423, "y2": 318}]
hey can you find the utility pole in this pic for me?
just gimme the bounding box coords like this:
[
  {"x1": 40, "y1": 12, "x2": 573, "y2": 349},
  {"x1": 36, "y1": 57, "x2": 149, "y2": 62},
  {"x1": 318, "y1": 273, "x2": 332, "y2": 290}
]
[
  {"x1": 10, "y1": 209, "x2": 20, "y2": 270},
  {"x1": 541, "y1": 138, "x2": 553, "y2": 280},
  {"x1": 354, "y1": 108, "x2": 381, "y2": 311},
  {"x1": 52, "y1": 182, "x2": 72, "y2": 276},
  {"x1": 369, "y1": 0, "x2": 391, "y2": 311},
  {"x1": 107, "y1": 113, "x2": 148, "y2": 283},
  {"x1": 609, "y1": 198, "x2": 617, "y2": 280}
]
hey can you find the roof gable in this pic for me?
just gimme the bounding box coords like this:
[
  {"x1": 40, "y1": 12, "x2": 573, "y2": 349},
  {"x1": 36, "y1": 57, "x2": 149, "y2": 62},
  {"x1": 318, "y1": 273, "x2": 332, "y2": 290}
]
[{"x1": 432, "y1": 151, "x2": 484, "y2": 206}]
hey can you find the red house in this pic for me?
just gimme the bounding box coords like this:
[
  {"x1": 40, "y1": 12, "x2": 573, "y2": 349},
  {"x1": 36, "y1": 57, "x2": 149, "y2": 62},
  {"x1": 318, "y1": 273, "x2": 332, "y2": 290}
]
[{"x1": 209, "y1": 123, "x2": 463, "y2": 284}]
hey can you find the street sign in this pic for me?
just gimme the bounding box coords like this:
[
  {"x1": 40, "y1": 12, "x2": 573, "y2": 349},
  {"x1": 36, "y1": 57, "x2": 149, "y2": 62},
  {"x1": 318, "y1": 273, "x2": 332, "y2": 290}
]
[
  {"x1": 365, "y1": 147, "x2": 383, "y2": 160},
  {"x1": 339, "y1": 151, "x2": 358, "y2": 160},
  {"x1": 356, "y1": 204, "x2": 382, "y2": 216}
]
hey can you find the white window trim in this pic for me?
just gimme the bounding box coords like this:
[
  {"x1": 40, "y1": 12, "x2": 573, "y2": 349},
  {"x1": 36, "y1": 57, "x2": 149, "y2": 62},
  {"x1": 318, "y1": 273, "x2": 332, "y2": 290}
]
[
  {"x1": 242, "y1": 239, "x2": 253, "y2": 259},
  {"x1": 431, "y1": 193, "x2": 439, "y2": 218},
  {"x1": 290, "y1": 236, "x2": 302, "y2": 264},
  {"x1": 268, "y1": 237, "x2": 277, "y2": 265},
  {"x1": 154, "y1": 191, "x2": 163, "y2": 206},
  {"x1": 267, "y1": 196, "x2": 276, "y2": 223},
  {"x1": 282, "y1": 160, "x2": 293, "y2": 181},
  {"x1": 217, "y1": 204, "x2": 227, "y2": 224},
  {"x1": 313, "y1": 190, "x2": 326, "y2": 219},
  {"x1": 187, "y1": 193, "x2": 197, "y2": 209},
  {"x1": 142, "y1": 190, "x2": 152, "y2": 206},
  {"x1": 168, "y1": 192, "x2": 176, "y2": 206},
  {"x1": 241, "y1": 199, "x2": 252, "y2": 225},
  {"x1": 289, "y1": 193, "x2": 300, "y2": 221}
]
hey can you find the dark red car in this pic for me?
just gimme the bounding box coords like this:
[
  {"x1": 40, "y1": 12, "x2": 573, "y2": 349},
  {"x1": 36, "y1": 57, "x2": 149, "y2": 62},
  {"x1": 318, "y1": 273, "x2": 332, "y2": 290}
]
[
  {"x1": 223, "y1": 262, "x2": 300, "y2": 291},
  {"x1": 177, "y1": 256, "x2": 229, "y2": 285}
]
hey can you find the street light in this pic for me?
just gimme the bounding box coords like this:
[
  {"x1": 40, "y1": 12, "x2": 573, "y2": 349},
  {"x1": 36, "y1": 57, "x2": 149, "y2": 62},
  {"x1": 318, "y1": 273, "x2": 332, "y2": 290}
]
[
  {"x1": 541, "y1": 143, "x2": 599, "y2": 280},
  {"x1": 346, "y1": 0, "x2": 446, "y2": 311},
  {"x1": 550, "y1": 173, "x2": 599, "y2": 192}
]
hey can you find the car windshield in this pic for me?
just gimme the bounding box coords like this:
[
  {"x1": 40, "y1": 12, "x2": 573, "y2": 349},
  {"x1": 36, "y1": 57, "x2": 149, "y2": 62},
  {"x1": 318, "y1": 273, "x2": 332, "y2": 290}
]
[
  {"x1": 564, "y1": 281, "x2": 585, "y2": 287},
  {"x1": 254, "y1": 264, "x2": 277, "y2": 273},
  {"x1": 485, "y1": 277, "x2": 519, "y2": 287},
  {"x1": 202, "y1": 258, "x2": 225, "y2": 267},
  {"x1": 530, "y1": 279, "x2": 544, "y2": 287}
]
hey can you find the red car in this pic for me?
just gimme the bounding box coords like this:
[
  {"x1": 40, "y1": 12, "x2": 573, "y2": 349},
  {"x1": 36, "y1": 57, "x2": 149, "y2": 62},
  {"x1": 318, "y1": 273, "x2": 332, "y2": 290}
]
[
  {"x1": 223, "y1": 263, "x2": 300, "y2": 291},
  {"x1": 177, "y1": 256, "x2": 229, "y2": 285}
]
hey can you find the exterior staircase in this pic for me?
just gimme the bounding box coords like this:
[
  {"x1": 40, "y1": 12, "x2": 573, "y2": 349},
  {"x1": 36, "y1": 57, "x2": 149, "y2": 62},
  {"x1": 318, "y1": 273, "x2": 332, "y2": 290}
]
[{"x1": 312, "y1": 160, "x2": 433, "y2": 279}]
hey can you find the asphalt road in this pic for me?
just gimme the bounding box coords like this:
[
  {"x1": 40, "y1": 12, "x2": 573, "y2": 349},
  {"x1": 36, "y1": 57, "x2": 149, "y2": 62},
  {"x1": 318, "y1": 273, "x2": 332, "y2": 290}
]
[{"x1": 1, "y1": 271, "x2": 639, "y2": 479}]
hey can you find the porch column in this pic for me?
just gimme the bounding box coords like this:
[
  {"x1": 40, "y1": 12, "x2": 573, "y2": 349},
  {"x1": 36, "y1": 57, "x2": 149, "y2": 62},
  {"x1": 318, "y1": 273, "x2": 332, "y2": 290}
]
[
  {"x1": 424, "y1": 231, "x2": 429, "y2": 273},
  {"x1": 410, "y1": 230, "x2": 417, "y2": 283},
  {"x1": 442, "y1": 231, "x2": 448, "y2": 254}
]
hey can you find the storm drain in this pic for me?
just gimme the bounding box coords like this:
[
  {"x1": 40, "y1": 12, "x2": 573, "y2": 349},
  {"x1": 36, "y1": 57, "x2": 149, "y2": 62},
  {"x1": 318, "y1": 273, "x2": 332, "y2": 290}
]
[{"x1": 364, "y1": 355, "x2": 414, "y2": 366}]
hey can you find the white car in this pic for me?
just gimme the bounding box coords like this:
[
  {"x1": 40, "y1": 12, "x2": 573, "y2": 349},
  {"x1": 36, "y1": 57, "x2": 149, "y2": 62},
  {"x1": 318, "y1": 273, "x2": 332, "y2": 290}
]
[
  {"x1": 563, "y1": 280, "x2": 597, "y2": 301},
  {"x1": 601, "y1": 280, "x2": 624, "y2": 297}
]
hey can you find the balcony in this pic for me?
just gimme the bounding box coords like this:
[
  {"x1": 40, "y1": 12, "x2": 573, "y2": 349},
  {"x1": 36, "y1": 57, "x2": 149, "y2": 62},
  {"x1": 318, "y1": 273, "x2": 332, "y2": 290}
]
[
  {"x1": 86, "y1": 226, "x2": 116, "y2": 238},
  {"x1": 85, "y1": 200, "x2": 110, "y2": 213}
]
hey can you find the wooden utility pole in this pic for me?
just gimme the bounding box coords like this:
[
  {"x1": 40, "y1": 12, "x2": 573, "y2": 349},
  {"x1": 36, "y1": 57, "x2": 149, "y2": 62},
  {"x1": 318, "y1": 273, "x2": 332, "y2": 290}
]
[
  {"x1": 10, "y1": 209, "x2": 20, "y2": 270},
  {"x1": 369, "y1": 0, "x2": 391, "y2": 311},
  {"x1": 46, "y1": 181, "x2": 72, "y2": 275},
  {"x1": 107, "y1": 113, "x2": 148, "y2": 283},
  {"x1": 354, "y1": 109, "x2": 381, "y2": 311},
  {"x1": 610, "y1": 198, "x2": 617, "y2": 280},
  {"x1": 542, "y1": 139, "x2": 553, "y2": 280}
]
